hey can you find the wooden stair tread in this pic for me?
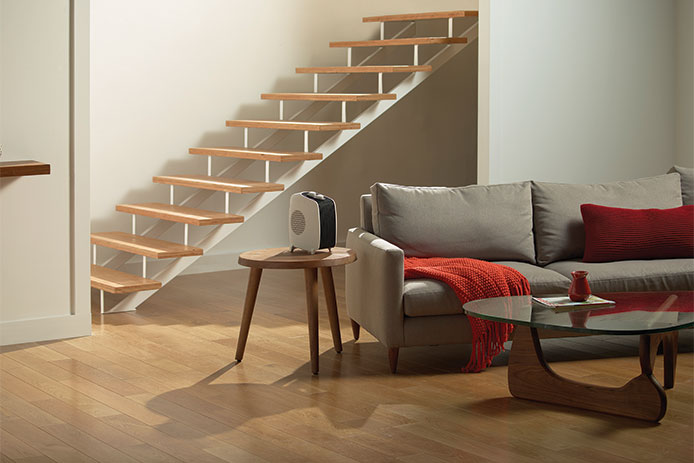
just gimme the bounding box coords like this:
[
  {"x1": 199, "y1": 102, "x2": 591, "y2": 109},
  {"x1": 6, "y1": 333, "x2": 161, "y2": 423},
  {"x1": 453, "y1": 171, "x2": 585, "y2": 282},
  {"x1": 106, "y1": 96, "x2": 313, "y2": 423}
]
[
  {"x1": 0, "y1": 160, "x2": 51, "y2": 178},
  {"x1": 91, "y1": 265, "x2": 162, "y2": 294},
  {"x1": 116, "y1": 203, "x2": 244, "y2": 226},
  {"x1": 330, "y1": 37, "x2": 468, "y2": 48},
  {"x1": 91, "y1": 232, "x2": 203, "y2": 259},
  {"x1": 189, "y1": 147, "x2": 322, "y2": 162},
  {"x1": 363, "y1": 10, "x2": 478, "y2": 22},
  {"x1": 152, "y1": 175, "x2": 284, "y2": 194},
  {"x1": 261, "y1": 93, "x2": 396, "y2": 102},
  {"x1": 225, "y1": 120, "x2": 360, "y2": 131},
  {"x1": 296, "y1": 65, "x2": 432, "y2": 74}
]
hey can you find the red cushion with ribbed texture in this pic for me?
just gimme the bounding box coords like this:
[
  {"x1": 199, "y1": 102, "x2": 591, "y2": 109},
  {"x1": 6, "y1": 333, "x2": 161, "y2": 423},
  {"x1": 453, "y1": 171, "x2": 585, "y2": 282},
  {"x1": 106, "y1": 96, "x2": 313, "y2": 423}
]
[{"x1": 581, "y1": 204, "x2": 694, "y2": 262}]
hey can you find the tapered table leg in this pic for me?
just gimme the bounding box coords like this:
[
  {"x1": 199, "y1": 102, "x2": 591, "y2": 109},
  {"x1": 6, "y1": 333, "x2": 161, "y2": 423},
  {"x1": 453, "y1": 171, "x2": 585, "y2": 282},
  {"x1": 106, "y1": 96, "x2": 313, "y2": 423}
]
[
  {"x1": 305, "y1": 268, "x2": 319, "y2": 374},
  {"x1": 662, "y1": 331, "x2": 678, "y2": 389},
  {"x1": 508, "y1": 325, "x2": 667, "y2": 422},
  {"x1": 643, "y1": 332, "x2": 679, "y2": 390},
  {"x1": 320, "y1": 267, "x2": 343, "y2": 353},
  {"x1": 235, "y1": 267, "x2": 263, "y2": 362}
]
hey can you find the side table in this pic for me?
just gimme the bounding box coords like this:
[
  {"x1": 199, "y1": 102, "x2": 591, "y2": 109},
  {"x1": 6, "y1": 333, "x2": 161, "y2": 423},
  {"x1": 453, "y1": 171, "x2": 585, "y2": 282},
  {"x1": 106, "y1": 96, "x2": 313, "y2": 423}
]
[{"x1": 235, "y1": 247, "x2": 357, "y2": 374}]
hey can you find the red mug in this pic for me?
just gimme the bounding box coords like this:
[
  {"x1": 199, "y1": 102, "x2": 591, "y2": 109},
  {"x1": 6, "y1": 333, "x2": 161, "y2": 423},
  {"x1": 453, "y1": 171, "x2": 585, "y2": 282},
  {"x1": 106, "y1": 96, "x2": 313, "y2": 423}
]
[{"x1": 569, "y1": 270, "x2": 591, "y2": 302}]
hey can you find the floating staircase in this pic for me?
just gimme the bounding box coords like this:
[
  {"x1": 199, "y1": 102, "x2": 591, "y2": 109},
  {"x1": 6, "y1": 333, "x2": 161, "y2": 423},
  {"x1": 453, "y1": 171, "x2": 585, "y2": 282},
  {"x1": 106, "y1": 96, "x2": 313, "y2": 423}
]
[{"x1": 91, "y1": 9, "x2": 479, "y2": 313}]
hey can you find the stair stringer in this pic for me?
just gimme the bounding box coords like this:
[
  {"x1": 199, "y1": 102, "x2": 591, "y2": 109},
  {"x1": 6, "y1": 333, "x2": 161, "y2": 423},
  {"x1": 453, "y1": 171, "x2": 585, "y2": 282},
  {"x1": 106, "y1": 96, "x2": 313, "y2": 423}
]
[{"x1": 106, "y1": 25, "x2": 478, "y2": 313}]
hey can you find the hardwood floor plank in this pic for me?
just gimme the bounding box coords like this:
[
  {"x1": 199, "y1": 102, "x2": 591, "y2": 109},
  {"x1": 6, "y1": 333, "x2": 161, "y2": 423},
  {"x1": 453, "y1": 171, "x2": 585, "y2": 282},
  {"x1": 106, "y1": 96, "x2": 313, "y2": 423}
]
[
  {"x1": 99, "y1": 414, "x2": 228, "y2": 463},
  {"x1": 39, "y1": 423, "x2": 140, "y2": 463},
  {"x1": 117, "y1": 444, "x2": 185, "y2": 463},
  {"x1": 45, "y1": 342, "x2": 144, "y2": 381},
  {"x1": 0, "y1": 429, "x2": 44, "y2": 460},
  {"x1": 51, "y1": 359, "x2": 147, "y2": 396},
  {"x1": 11, "y1": 457, "x2": 57, "y2": 463},
  {"x1": 2, "y1": 368, "x2": 118, "y2": 418},
  {"x1": 57, "y1": 376, "x2": 170, "y2": 426},
  {"x1": 201, "y1": 445, "x2": 269, "y2": 463},
  {"x1": 29, "y1": 399, "x2": 142, "y2": 448},
  {"x1": 0, "y1": 391, "x2": 62, "y2": 427},
  {"x1": 0, "y1": 417, "x2": 96, "y2": 463}
]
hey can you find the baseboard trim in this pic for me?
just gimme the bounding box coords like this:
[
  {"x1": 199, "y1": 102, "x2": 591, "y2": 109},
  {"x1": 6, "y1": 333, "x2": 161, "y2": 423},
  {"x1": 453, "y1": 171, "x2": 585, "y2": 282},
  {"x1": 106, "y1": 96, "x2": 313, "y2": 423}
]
[{"x1": 0, "y1": 312, "x2": 91, "y2": 346}]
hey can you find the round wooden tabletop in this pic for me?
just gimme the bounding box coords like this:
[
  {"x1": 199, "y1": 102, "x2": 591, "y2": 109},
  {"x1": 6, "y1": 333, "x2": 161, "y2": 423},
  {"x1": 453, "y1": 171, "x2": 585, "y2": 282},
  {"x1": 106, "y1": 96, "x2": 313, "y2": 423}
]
[{"x1": 238, "y1": 247, "x2": 356, "y2": 269}]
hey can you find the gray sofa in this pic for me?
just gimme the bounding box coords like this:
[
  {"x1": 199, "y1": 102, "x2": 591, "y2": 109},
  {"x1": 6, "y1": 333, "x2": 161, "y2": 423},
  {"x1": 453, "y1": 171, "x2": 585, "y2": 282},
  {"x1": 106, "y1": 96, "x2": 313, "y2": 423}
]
[{"x1": 346, "y1": 168, "x2": 694, "y2": 373}]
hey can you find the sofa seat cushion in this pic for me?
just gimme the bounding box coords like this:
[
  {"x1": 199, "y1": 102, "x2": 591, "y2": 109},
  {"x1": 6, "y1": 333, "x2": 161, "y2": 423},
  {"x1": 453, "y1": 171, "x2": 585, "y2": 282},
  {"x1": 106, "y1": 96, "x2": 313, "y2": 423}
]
[
  {"x1": 403, "y1": 279, "x2": 462, "y2": 317},
  {"x1": 493, "y1": 261, "x2": 571, "y2": 295},
  {"x1": 546, "y1": 259, "x2": 694, "y2": 293},
  {"x1": 403, "y1": 262, "x2": 570, "y2": 317}
]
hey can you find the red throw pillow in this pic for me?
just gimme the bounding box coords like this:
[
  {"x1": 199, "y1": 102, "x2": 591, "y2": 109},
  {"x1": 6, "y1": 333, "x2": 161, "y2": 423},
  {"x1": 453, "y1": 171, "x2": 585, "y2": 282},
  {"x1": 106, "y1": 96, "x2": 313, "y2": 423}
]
[{"x1": 581, "y1": 204, "x2": 694, "y2": 262}]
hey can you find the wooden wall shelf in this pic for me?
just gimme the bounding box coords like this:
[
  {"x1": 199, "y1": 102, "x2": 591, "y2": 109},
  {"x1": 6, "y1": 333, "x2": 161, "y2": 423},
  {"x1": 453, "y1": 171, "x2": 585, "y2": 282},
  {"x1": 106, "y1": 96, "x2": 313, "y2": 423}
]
[{"x1": 0, "y1": 160, "x2": 51, "y2": 178}]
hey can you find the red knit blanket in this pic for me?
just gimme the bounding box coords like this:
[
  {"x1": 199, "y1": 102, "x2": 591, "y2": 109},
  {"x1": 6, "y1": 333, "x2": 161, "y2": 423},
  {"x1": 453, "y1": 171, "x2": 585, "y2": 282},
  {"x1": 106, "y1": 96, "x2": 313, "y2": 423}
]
[{"x1": 404, "y1": 257, "x2": 531, "y2": 372}]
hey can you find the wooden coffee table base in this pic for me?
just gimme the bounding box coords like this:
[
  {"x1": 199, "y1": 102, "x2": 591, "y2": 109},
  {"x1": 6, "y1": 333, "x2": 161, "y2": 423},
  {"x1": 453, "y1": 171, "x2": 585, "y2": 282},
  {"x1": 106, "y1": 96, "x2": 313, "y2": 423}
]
[{"x1": 508, "y1": 326, "x2": 678, "y2": 422}]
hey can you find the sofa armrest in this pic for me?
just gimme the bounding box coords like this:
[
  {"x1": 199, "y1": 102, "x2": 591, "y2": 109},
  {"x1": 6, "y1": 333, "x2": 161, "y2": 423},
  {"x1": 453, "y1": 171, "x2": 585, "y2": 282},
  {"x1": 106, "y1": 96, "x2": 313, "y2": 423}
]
[{"x1": 345, "y1": 227, "x2": 405, "y2": 347}]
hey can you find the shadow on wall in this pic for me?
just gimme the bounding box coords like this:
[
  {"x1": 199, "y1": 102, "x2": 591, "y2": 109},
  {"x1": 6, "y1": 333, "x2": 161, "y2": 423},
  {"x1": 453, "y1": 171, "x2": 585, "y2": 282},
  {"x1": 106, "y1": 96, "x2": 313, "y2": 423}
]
[
  {"x1": 90, "y1": 19, "x2": 479, "y2": 275},
  {"x1": 185, "y1": 38, "x2": 479, "y2": 273}
]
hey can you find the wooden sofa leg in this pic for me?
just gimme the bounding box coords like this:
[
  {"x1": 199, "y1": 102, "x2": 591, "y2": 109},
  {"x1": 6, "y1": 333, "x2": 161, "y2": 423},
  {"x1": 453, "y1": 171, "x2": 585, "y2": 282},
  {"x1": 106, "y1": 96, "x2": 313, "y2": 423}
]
[
  {"x1": 388, "y1": 347, "x2": 399, "y2": 374},
  {"x1": 350, "y1": 319, "x2": 360, "y2": 340}
]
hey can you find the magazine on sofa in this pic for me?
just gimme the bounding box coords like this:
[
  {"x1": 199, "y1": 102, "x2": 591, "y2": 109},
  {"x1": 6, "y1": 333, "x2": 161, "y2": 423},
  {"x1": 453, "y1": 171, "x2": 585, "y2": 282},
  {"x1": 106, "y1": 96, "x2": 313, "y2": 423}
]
[{"x1": 532, "y1": 295, "x2": 616, "y2": 313}]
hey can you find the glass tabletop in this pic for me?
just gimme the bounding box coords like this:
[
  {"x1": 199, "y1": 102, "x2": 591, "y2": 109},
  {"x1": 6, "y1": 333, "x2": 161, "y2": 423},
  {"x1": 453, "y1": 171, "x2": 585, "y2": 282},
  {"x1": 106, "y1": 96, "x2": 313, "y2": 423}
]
[{"x1": 462, "y1": 292, "x2": 694, "y2": 335}]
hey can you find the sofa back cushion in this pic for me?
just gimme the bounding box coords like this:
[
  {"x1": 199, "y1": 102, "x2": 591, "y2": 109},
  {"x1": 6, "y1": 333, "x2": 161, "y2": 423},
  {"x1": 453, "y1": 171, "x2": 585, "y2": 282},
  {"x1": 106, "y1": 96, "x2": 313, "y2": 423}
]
[
  {"x1": 370, "y1": 182, "x2": 536, "y2": 262},
  {"x1": 360, "y1": 194, "x2": 375, "y2": 233},
  {"x1": 532, "y1": 173, "x2": 683, "y2": 266},
  {"x1": 670, "y1": 165, "x2": 694, "y2": 205}
]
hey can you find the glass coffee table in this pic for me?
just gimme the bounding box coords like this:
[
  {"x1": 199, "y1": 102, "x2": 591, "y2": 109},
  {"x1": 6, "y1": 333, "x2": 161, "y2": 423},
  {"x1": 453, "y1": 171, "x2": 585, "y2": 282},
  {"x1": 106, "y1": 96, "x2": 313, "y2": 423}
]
[{"x1": 463, "y1": 292, "x2": 694, "y2": 422}]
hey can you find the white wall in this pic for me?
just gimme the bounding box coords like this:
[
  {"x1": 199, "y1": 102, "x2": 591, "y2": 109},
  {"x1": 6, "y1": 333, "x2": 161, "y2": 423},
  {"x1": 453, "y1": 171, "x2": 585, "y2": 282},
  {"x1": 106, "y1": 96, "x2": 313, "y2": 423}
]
[
  {"x1": 486, "y1": 0, "x2": 679, "y2": 184},
  {"x1": 675, "y1": 0, "x2": 693, "y2": 167},
  {"x1": 90, "y1": 0, "x2": 479, "y2": 274},
  {"x1": 0, "y1": 0, "x2": 91, "y2": 345}
]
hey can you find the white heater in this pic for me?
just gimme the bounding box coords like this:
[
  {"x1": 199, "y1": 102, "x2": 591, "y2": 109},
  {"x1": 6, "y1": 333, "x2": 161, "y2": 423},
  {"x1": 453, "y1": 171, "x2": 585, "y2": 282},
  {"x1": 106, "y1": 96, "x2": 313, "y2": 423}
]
[{"x1": 289, "y1": 191, "x2": 337, "y2": 253}]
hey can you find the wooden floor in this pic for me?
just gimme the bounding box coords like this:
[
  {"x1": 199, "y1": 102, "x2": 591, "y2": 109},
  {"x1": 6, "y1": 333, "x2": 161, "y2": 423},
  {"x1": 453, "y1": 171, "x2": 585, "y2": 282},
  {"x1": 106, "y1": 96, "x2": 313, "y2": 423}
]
[{"x1": 1, "y1": 267, "x2": 692, "y2": 463}]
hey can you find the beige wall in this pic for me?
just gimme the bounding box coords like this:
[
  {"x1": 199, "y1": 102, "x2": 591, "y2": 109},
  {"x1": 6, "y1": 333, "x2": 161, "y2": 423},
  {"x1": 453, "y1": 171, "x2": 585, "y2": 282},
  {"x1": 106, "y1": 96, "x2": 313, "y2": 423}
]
[
  {"x1": 90, "y1": 0, "x2": 479, "y2": 274},
  {"x1": 675, "y1": 0, "x2": 693, "y2": 167},
  {"x1": 0, "y1": 0, "x2": 91, "y2": 345},
  {"x1": 486, "y1": 0, "x2": 680, "y2": 184}
]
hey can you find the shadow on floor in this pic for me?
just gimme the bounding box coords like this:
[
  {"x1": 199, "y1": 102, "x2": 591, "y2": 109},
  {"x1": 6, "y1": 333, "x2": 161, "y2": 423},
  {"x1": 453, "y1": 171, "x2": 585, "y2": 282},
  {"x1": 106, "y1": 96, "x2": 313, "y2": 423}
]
[{"x1": 145, "y1": 336, "x2": 677, "y2": 437}]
